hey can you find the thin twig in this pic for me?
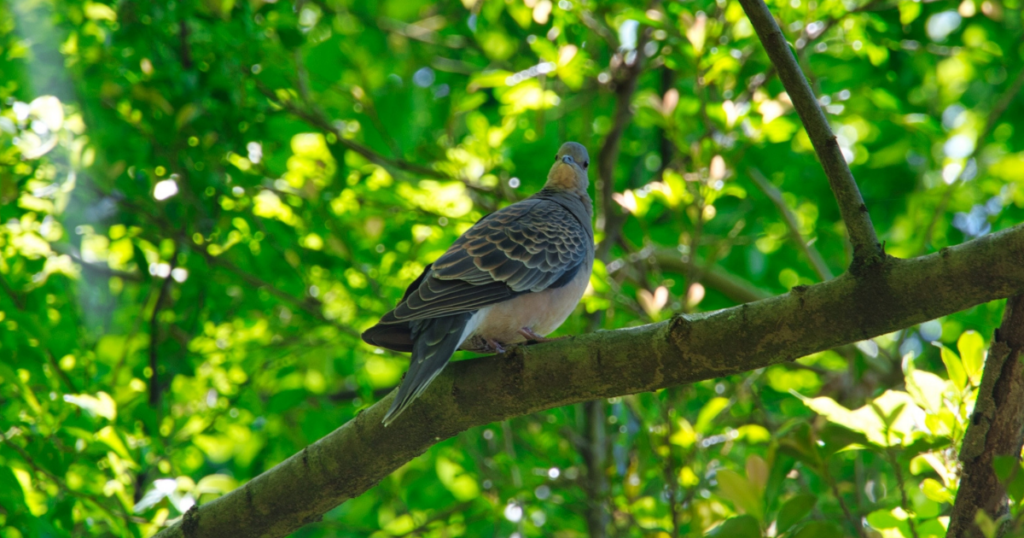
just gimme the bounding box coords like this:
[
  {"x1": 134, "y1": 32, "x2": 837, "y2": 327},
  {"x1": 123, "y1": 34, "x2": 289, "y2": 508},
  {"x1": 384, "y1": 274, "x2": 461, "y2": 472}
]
[
  {"x1": 739, "y1": 0, "x2": 881, "y2": 266},
  {"x1": 652, "y1": 248, "x2": 771, "y2": 303},
  {"x1": 149, "y1": 243, "x2": 180, "y2": 407},
  {"x1": 254, "y1": 82, "x2": 442, "y2": 180},
  {"x1": 821, "y1": 459, "x2": 870, "y2": 538},
  {"x1": 195, "y1": 247, "x2": 360, "y2": 338},
  {"x1": 749, "y1": 168, "x2": 833, "y2": 281},
  {"x1": 886, "y1": 447, "x2": 921, "y2": 538},
  {"x1": 661, "y1": 391, "x2": 682, "y2": 538},
  {"x1": 0, "y1": 272, "x2": 24, "y2": 310}
]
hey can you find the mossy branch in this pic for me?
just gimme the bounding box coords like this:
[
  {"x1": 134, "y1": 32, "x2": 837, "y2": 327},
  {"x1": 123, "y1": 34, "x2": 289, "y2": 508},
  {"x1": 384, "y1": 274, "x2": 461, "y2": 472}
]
[{"x1": 155, "y1": 224, "x2": 1024, "y2": 538}]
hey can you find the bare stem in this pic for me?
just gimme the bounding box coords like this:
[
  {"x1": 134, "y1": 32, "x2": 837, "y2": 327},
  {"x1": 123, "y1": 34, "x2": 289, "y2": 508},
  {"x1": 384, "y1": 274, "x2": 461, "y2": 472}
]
[
  {"x1": 738, "y1": 0, "x2": 881, "y2": 267},
  {"x1": 749, "y1": 168, "x2": 834, "y2": 281}
]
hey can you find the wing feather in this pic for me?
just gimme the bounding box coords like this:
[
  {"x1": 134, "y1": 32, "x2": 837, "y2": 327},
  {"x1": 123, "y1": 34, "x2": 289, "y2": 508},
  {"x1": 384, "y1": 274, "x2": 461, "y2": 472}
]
[{"x1": 363, "y1": 196, "x2": 592, "y2": 349}]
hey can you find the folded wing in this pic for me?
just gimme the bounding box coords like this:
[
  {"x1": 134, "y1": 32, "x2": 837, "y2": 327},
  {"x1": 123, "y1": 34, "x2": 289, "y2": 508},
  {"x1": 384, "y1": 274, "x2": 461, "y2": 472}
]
[{"x1": 361, "y1": 197, "x2": 590, "y2": 350}]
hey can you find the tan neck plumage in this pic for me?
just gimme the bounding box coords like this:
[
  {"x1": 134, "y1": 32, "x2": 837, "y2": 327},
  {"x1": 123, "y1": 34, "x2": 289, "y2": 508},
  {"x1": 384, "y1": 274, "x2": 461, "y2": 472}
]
[{"x1": 546, "y1": 163, "x2": 585, "y2": 192}]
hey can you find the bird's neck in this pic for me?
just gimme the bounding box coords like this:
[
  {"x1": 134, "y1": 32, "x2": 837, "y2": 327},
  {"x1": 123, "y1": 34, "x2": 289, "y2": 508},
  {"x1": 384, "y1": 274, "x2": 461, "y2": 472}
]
[{"x1": 533, "y1": 187, "x2": 595, "y2": 222}]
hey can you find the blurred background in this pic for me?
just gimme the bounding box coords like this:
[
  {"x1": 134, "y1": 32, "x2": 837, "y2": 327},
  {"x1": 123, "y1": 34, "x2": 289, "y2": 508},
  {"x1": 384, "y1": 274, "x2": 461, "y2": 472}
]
[{"x1": 1, "y1": 0, "x2": 1023, "y2": 536}]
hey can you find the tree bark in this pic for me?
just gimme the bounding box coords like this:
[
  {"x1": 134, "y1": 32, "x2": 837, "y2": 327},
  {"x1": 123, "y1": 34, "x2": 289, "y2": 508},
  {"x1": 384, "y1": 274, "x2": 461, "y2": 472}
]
[
  {"x1": 154, "y1": 223, "x2": 1024, "y2": 538},
  {"x1": 948, "y1": 295, "x2": 1024, "y2": 538}
]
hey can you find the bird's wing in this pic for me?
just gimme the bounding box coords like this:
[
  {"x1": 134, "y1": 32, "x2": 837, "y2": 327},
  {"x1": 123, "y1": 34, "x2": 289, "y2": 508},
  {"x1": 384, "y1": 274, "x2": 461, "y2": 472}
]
[{"x1": 384, "y1": 198, "x2": 591, "y2": 323}]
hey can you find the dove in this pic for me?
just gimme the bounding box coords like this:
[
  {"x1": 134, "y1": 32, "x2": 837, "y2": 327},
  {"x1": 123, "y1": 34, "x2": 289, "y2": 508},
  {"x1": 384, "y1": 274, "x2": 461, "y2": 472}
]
[{"x1": 362, "y1": 141, "x2": 595, "y2": 426}]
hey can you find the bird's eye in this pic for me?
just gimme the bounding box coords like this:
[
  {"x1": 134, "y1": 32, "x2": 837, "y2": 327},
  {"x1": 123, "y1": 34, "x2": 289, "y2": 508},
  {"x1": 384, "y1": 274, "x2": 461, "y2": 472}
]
[
  {"x1": 554, "y1": 155, "x2": 558, "y2": 162},
  {"x1": 583, "y1": 161, "x2": 589, "y2": 170}
]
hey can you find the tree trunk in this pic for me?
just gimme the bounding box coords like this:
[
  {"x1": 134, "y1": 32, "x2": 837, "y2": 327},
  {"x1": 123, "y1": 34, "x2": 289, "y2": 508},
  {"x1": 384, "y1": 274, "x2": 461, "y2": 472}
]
[{"x1": 948, "y1": 295, "x2": 1024, "y2": 538}]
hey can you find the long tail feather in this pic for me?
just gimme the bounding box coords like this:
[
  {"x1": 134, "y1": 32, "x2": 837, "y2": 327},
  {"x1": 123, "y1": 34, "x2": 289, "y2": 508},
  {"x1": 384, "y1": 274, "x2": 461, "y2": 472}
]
[{"x1": 382, "y1": 312, "x2": 474, "y2": 426}]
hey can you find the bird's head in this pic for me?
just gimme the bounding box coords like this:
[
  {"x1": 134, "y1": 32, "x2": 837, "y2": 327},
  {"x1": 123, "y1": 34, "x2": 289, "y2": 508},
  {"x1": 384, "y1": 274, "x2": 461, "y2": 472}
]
[{"x1": 545, "y1": 141, "x2": 590, "y2": 194}]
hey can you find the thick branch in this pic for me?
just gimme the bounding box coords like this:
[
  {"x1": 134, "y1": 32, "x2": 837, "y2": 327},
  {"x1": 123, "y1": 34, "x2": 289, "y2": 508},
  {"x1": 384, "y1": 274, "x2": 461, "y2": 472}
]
[
  {"x1": 948, "y1": 294, "x2": 1024, "y2": 538},
  {"x1": 154, "y1": 224, "x2": 1024, "y2": 538},
  {"x1": 749, "y1": 168, "x2": 834, "y2": 281},
  {"x1": 738, "y1": 0, "x2": 881, "y2": 266}
]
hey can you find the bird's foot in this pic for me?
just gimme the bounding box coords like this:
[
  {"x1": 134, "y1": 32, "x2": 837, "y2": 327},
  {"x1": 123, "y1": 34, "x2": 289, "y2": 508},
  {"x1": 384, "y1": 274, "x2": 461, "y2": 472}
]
[
  {"x1": 486, "y1": 339, "x2": 507, "y2": 354},
  {"x1": 518, "y1": 327, "x2": 567, "y2": 344}
]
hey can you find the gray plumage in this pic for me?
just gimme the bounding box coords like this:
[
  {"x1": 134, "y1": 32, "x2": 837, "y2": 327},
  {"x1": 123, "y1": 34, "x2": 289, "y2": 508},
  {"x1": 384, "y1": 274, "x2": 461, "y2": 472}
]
[{"x1": 362, "y1": 142, "x2": 595, "y2": 426}]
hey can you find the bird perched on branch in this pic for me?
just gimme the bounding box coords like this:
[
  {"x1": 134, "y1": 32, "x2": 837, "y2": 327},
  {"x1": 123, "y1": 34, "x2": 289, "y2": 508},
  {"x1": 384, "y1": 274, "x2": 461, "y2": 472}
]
[{"x1": 362, "y1": 141, "x2": 595, "y2": 425}]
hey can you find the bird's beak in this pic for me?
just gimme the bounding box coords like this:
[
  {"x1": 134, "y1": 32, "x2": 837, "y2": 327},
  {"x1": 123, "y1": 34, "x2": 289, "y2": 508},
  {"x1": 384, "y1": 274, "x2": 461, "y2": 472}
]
[{"x1": 561, "y1": 155, "x2": 575, "y2": 166}]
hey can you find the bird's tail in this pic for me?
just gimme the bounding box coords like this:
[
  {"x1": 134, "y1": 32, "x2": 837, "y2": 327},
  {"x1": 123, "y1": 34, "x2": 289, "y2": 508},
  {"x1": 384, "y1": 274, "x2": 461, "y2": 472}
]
[{"x1": 382, "y1": 312, "x2": 474, "y2": 426}]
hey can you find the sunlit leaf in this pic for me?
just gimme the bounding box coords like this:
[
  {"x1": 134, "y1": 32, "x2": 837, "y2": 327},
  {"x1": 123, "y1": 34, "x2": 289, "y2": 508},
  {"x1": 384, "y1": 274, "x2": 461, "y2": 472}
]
[
  {"x1": 938, "y1": 343, "x2": 968, "y2": 390},
  {"x1": 905, "y1": 370, "x2": 946, "y2": 414},
  {"x1": 958, "y1": 330, "x2": 985, "y2": 386},
  {"x1": 695, "y1": 397, "x2": 730, "y2": 433}
]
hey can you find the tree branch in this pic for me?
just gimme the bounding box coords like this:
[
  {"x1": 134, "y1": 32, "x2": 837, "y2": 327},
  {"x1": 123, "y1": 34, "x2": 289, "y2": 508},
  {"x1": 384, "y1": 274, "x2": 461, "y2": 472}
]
[
  {"x1": 948, "y1": 294, "x2": 1024, "y2": 538},
  {"x1": 154, "y1": 224, "x2": 1024, "y2": 538},
  {"x1": 749, "y1": 168, "x2": 834, "y2": 281},
  {"x1": 738, "y1": 0, "x2": 882, "y2": 267},
  {"x1": 595, "y1": 29, "x2": 648, "y2": 260}
]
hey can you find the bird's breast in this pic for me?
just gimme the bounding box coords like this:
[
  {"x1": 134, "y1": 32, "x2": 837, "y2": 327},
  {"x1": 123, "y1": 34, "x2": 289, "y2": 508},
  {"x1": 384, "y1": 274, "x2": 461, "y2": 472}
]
[{"x1": 462, "y1": 256, "x2": 593, "y2": 349}]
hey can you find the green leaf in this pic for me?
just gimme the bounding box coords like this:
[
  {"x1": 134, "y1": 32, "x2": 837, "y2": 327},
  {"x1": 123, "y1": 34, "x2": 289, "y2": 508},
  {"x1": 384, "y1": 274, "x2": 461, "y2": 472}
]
[
  {"x1": 453, "y1": 92, "x2": 488, "y2": 115},
  {"x1": 800, "y1": 393, "x2": 923, "y2": 447},
  {"x1": 939, "y1": 344, "x2": 968, "y2": 391},
  {"x1": 195, "y1": 474, "x2": 238, "y2": 495},
  {"x1": 436, "y1": 456, "x2": 480, "y2": 501},
  {"x1": 975, "y1": 510, "x2": 998, "y2": 538},
  {"x1": 778, "y1": 422, "x2": 823, "y2": 468},
  {"x1": 993, "y1": 455, "x2": 1018, "y2": 482},
  {"x1": 920, "y1": 478, "x2": 954, "y2": 504},
  {"x1": 958, "y1": 330, "x2": 986, "y2": 386},
  {"x1": 790, "y1": 520, "x2": 844, "y2": 538},
  {"x1": 905, "y1": 370, "x2": 946, "y2": 414},
  {"x1": 866, "y1": 508, "x2": 902, "y2": 529},
  {"x1": 62, "y1": 391, "x2": 117, "y2": 420},
  {"x1": 468, "y1": 70, "x2": 513, "y2": 89},
  {"x1": 695, "y1": 397, "x2": 730, "y2": 433},
  {"x1": 775, "y1": 494, "x2": 816, "y2": 534},
  {"x1": 898, "y1": 0, "x2": 922, "y2": 25},
  {"x1": 1008, "y1": 462, "x2": 1024, "y2": 502},
  {"x1": 716, "y1": 469, "x2": 764, "y2": 521},
  {"x1": 708, "y1": 515, "x2": 761, "y2": 538}
]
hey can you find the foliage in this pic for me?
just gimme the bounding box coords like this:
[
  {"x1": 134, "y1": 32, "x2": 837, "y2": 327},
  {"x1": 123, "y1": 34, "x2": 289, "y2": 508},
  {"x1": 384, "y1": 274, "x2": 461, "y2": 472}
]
[{"x1": 1, "y1": 0, "x2": 1024, "y2": 536}]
